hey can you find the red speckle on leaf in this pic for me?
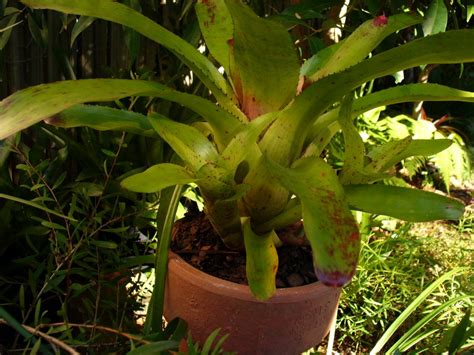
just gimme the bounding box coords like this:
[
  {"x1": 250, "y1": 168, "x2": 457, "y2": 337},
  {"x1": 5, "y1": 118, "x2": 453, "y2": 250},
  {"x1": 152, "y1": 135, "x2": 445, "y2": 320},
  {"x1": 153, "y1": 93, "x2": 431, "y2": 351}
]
[
  {"x1": 227, "y1": 38, "x2": 234, "y2": 47},
  {"x1": 373, "y1": 15, "x2": 388, "y2": 27}
]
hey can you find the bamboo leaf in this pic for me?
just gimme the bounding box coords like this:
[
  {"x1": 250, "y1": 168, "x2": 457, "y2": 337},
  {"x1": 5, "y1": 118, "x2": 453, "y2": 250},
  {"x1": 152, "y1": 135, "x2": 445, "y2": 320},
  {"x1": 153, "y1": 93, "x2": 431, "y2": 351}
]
[
  {"x1": 20, "y1": 0, "x2": 242, "y2": 118},
  {"x1": 242, "y1": 217, "x2": 278, "y2": 300},
  {"x1": 266, "y1": 156, "x2": 360, "y2": 287},
  {"x1": 0, "y1": 193, "x2": 77, "y2": 221},
  {"x1": 224, "y1": 0, "x2": 299, "y2": 119},
  {"x1": 345, "y1": 184, "x2": 464, "y2": 222},
  {"x1": 70, "y1": 15, "x2": 95, "y2": 46},
  {"x1": 423, "y1": 0, "x2": 448, "y2": 36},
  {"x1": 121, "y1": 164, "x2": 196, "y2": 193}
]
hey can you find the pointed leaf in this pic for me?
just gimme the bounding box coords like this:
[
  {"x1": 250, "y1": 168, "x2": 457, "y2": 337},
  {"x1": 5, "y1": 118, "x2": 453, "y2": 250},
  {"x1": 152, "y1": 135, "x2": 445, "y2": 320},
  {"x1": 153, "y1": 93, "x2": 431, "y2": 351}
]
[
  {"x1": 339, "y1": 95, "x2": 367, "y2": 184},
  {"x1": 423, "y1": 0, "x2": 448, "y2": 36},
  {"x1": 121, "y1": 164, "x2": 196, "y2": 193},
  {"x1": 195, "y1": 0, "x2": 233, "y2": 73},
  {"x1": 345, "y1": 184, "x2": 464, "y2": 222},
  {"x1": 310, "y1": 83, "x2": 474, "y2": 144},
  {"x1": 20, "y1": 0, "x2": 242, "y2": 118},
  {"x1": 242, "y1": 217, "x2": 278, "y2": 300},
  {"x1": 309, "y1": 13, "x2": 423, "y2": 82},
  {"x1": 224, "y1": 0, "x2": 299, "y2": 119},
  {"x1": 262, "y1": 29, "x2": 474, "y2": 165},
  {"x1": 0, "y1": 79, "x2": 240, "y2": 145},
  {"x1": 148, "y1": 113, "x2": 220, "y2": 172},
  {"x1": 266, "y1": 156, "x2": 360, "y2": 287},
  {"x1": 70, "y1": 15, "x2": 95, "y2": 46},
  {"x1": 371, "y1": 138, "x2": 453, "y2": 169},
  {"x1": 366, "y1": 136, "x2": 412, "y2": 173}
]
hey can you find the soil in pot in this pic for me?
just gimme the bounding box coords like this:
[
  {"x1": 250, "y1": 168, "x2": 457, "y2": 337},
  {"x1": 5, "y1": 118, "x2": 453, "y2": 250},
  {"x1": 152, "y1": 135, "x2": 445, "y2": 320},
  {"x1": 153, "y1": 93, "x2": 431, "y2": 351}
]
[{"x1": 170, "y1": 211, "x2": 318, "y2": 288}]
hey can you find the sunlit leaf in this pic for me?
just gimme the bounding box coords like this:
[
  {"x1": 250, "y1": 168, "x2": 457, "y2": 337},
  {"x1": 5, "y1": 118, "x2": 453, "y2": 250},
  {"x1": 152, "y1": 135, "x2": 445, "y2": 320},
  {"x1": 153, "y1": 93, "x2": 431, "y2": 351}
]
[
  {"x1": 224, "y1": 0, "x2": 299, "y2": 119},
  {"x1": 345, "y1": 184, "x2": 464, "y2": 221},
  {"x1": 242, "y1": 217, "x2": 278, "y2": 300},
  {"x1": 266, "y1": 156, "x2": 360, "y2": 287},
  {"x1": 423, "y1": 0, "x2": 448, "y2": 36},
  {"x1": 121, "y1": 164, "x2": 196, "y2": 193}
]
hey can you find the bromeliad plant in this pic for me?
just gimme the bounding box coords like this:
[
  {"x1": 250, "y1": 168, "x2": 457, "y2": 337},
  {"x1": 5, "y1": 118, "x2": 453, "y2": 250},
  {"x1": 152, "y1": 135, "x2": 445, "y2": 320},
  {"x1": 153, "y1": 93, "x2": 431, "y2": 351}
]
[{"x1": 1, "y1": 0, "x2": 473, "y2": 302}]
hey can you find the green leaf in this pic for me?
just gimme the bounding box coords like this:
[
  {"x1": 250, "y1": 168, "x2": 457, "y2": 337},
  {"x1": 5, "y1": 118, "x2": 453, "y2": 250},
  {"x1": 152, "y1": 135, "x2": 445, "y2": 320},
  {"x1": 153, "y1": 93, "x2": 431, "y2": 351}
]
[
  {"x1": 448, "y1": 307, "x2": 472, "y2": 354},
  {"x1": 53, "y1": 104, "x2": 157, "y2": 137},
  {"x1": 224, "y1": 0, "x2": 299, "y2": 119},
  {"x1": 373, "y1": 138, "x2": 453, "y2": 169},
  {"x1": 127, "y1": 340, "x2": 179, "y2": 355},
  {"x1": 0, "y1": 10, "x2": 20, "y2": 50},
  {"x1": 242, "y1": 217, "x2": 278, "y2": 300},
  {"x1": 262, "y1": 29, "x2": 474, "y2": 165},
  {"x1": 70, "y1": 16, "x2": 95, "y2": 46},
  {"x1": 345, "y1": 184, "x2": 464, "y2": 222},
  {"x1": 147, "y1": 114, "x2": 220, "y2": 172},
  {"x1": 20, "y1": 0, "x2": 242, "y2": 118},
  {"x1": 371, "y1": 268, "x2": 468, "y2": 354},
  {"x1": 364, "y1": 137, "x2": 412, "y2": 175},
  {"x1": 266, "y1": 156, "x2": 360, "y2": 287},
  {"x1": 0, "y1": 193, "x2": 77, "y2": 221},
  {"x1": 339, "y1": 95, "x2": 367, "y2": 184},
  {"x1": 467, "y1": 5, "x2": 474, "y2": 22},
  {"x1": 221, "y1": 111, "x2": 277, "y2": 169},
  {"x1": 423, "y1": 0, "x2": 448, "y2": 36},
  {"x1": 89, "y1": 240, "x2": 118, "y2": 249},
  {"x1": 308, "y1": 13, "x2": 423, "y2": 82},
  {"x1": 27, "y1": 12, "x2": 47, "y2": 48},
  {"x1": 195, "y1": 0, "x2": 233, "y2": 73},
  {"x1": 121, "y1": 163, "x2": 196, "y2": 193},
  {"x1": 310, "y1": 83, "x2": 474, "y2": 144},
  {"x1": 0, "y1": 79, "x2": 240, "y2": 146}
]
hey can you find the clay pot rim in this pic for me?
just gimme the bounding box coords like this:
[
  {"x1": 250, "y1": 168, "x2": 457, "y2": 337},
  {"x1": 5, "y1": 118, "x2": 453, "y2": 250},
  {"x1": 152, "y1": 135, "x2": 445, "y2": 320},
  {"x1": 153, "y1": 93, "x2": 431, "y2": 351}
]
[{"x1": 168, "y1": 251, "x2": 340, "y2": 304}]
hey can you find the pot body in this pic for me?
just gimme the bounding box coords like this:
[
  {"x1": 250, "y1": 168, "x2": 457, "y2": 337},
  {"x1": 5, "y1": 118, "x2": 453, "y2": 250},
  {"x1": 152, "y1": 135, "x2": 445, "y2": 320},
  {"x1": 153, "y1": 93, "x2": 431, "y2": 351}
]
[{"x1": 164, "y1": 252, "x2": 341, "y2": 355}]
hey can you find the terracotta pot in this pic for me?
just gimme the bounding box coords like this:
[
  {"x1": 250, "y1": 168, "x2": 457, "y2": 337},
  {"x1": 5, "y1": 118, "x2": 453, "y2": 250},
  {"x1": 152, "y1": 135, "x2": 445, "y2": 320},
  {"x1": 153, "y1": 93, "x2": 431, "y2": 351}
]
[{"x1": 164, "y1": 252, "x2": 341, "y2": 355}]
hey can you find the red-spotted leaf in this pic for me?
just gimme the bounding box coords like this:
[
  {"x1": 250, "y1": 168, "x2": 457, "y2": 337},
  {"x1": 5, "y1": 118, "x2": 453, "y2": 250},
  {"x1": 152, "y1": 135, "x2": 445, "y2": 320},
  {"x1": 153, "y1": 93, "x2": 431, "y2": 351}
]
[
  {"x1": 224, "y1": 0, "x2": 299, "y2": 119},
  {"x1": 266, "y1": 156, "x2": 360, "y2": 287}
]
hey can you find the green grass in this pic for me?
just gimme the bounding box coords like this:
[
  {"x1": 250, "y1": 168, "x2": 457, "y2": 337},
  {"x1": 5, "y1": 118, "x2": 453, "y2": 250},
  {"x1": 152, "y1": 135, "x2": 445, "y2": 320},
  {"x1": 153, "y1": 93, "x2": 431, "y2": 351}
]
[{"x1": 323, "y1": 209, "x2": 473, "y2": 353}]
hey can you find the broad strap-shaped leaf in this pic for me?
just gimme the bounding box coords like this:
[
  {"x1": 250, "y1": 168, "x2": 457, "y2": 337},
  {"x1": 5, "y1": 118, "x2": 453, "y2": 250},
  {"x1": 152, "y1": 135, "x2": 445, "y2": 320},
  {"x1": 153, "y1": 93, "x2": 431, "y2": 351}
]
[
  {"x1": 365, "y1": 136, "x2": 412, "y2": 174},
  {"x1": 308, "y1": 13, "x2": 423, "y2": 82},
  {"x1": 195, "y1": 0, "x2": 233, "y2": 73},
  {"x1": 367, "y1": 138, "x2": 452, "y2": 171},
  {"x1": 224, "y1": 0, "x2": 299, "y2": 119},
  {"x1": 309, "y1": 83, "x2": 474, "y2": 144},
  {"x1": 261, "y1": 29, "x2": 474, "y2": 166},
  {"x1": 49, "y1": 105, "x2": 157, "y2": 137},
  {"x1": 0, "y1": 79, "x2": 240, "y2": 146},
  {"x1": 345, "y1": 184, "x2": 464, "y2": 222},
  {"x1": 266, "y1": 156, "x2": 360, "y2": 287},
  {"x1": 121, "y1": 164, "x2": 196, "y2": 193},
  {"x1": 338, "y1": 95, "x2": 367, "y2": 184},
  {"x1": 242, "y1": 217, "x2": 278, "y2": 300},
  {"x1": 21, "y1": 0, "x2": 244, "y2": 120},
  {"x1": 148, "y1": 113, "x2": 220, "y2": 172}
]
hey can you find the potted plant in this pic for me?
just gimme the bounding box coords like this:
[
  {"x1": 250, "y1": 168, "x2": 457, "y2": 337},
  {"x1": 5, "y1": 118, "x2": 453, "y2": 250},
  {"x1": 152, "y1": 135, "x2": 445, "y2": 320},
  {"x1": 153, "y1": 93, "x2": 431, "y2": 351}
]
[{"x1": 1, "y1": 0, "x2": 472, "y2": 353}]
